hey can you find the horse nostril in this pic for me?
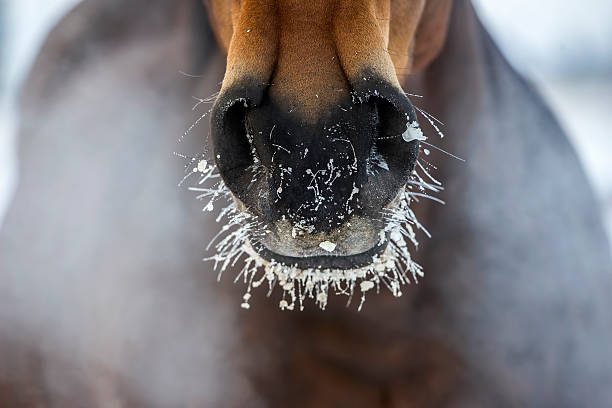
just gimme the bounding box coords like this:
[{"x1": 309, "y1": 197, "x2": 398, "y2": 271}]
[
  {"x1": 210, "y1": 97, "x2": 262, "y2": 205},
  {"x1": 357, "y1": 95, "x2": 421, "y2": 212},
  {"x1": 375, "y1": 97, "x2": 411, "y2": 139},
  {"x1": 371, "y1": 96, "x2": 420, "y2": 179}
]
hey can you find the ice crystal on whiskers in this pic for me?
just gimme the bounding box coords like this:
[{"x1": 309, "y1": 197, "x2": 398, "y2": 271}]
[
  {"x1": 176, "y1": 93, "x2": 449, "y2": 311},
  {"x1": 178, "y1": 150, "x2": 443, "y2": 311}
]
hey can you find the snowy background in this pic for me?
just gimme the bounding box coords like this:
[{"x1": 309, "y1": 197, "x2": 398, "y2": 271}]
[{"x1": 1, "y1": 0, "x2": 612, "y2": 247}]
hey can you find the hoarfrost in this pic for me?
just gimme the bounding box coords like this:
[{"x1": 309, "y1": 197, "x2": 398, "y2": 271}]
[
  {"x1": 402, "y1": 121, "x2": 426, "y2": 142},
  {"x1": 178, "y1": 92, "x2": 450, "y2": 312},
  {"x1": 178, "y1": 153, "x2": 442, "y2": 311},
  {"x1": 319, "y1": 241, "x2": 337, "y2": 252}
]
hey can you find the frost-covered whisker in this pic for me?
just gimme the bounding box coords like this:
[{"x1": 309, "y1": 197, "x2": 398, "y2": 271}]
[
  {"x1": 178, "y1": 92, "x2": 454, "y2": 312},
  {"x1": 415, "y1": 105, "x2": 445, "y2": 139},
  {"x1": 421, "y1": 140, "x2": 465, "y2": 162},
  {"x1": 178, "y1": 70, "x2": 206, "y2": 78},
  {"x1": 191, "y1": 90, "x2": 219, "y2": 106},
  {"x1": 177, "y1": 108, "x2": 214, "y2": 144},
  {"x1": 178, "y1": 91, "x2": 219, "y2": 144},
  {"x1": 177, "y1": 151, "x2": 443, "y2": 312}
]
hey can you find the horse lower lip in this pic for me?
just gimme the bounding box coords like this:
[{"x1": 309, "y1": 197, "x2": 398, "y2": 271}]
[{"x1": 250, "y1": 236, "x2": 389, "y2": 270}]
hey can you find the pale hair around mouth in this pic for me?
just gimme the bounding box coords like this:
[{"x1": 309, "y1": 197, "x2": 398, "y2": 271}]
[{"x1": 178, "y1": 148, "x2": 443, "y2": 311}]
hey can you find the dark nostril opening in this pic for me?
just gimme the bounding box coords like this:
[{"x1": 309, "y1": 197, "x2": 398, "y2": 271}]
[
  {"x1": 358, "y1": 96, "x2": 420, "y2": 212},
  {"x1": 371, "y1": 97, "x2": 419, "y2": 179},
  {"x1": 376, "y1": 97, "x2": 410, "y2": 139},
  {"x1": 211, "y1": 99, "x2": 259, "y2": 202}
]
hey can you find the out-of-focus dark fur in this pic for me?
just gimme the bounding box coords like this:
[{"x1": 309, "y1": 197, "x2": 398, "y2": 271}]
[{"x1": 1, "y1": 0, "x2": 611, "y2": 406}]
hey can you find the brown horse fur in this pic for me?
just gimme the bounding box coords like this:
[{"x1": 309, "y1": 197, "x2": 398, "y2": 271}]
[
  {"x1": 1, "y1": 0, "x2": 612, "y2": 406},
  {"x1": 206, "y1": 0, "x2": 450, "y2": 121}
]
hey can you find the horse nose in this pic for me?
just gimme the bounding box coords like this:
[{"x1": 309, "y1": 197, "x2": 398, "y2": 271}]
[
  {"x1": 245, "y1": 95, "x2": 372, "y2": 232},
  {"x1": 210, "y1": 78, "x2": 421, "y2": 233}
]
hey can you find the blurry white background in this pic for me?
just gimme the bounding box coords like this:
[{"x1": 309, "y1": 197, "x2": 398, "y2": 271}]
[
  {"x1": 1, "y1": 0, "x2": 611, "y2": 246},
  {"x1": 1, "y1": 0, "x2": 82, "y2": 225}
]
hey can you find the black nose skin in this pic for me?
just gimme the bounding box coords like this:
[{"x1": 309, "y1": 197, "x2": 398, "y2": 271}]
[
  {"x1": 246, "y1": 93, "x2": 376, "y2": 232},
  {"x1": 209, "y1": 77, "x2": 269, "y2": 202},
  {"x1": 210, "y1": 75, "x2": 419, "y2": 233}
]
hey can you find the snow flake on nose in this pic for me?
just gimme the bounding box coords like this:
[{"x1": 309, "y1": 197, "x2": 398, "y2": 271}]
[
  {"x1": 319, "y1": 240, "x2": 337, "y2": 252},
  {"x1": 197, "y1": 159, "x2": 208, "y2": 172},
  {"x1": 402, "y1": 120, "x2": 426, "y2": 143}
]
